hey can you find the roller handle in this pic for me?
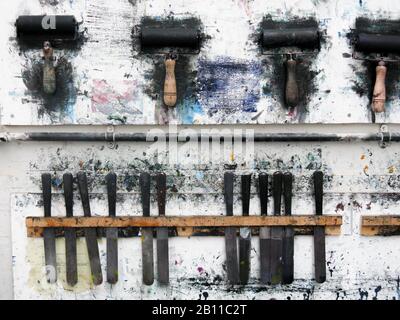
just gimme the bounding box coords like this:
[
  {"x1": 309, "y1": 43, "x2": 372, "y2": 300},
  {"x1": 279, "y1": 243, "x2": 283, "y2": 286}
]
[
  {"x1": 106, "y1": 172, "x2": 117, "y2": 217},
  {"x1": 164, "y1": 56, "x2": 177, "y2": 107},
  {"x1": 42, "y1": 173, "x2": 52, "y2": 217},
  {"x1": 285, "y1": 57, "x2": 299, "y2": 108},
  {"x1": 43, "y1": 42, "x2": 56, "y2": 95},
  {"x1": 63, "y1": 173, "x2": 73, "y2": 217},
  {"x1": 372, "y1": 61, "x2": 387, "y2": 113}
]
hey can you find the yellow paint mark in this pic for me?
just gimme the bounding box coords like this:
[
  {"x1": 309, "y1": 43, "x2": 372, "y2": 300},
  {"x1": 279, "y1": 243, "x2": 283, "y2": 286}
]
[
  {"x1": 230, "y1": 151, "x2": 234, "y2": 162},
  {"x1": 27, "y1": 238, "x2": 96, "y2": 294},
  {"x1": 388, "y1": 166, "x2": 396, "y2": 174}
]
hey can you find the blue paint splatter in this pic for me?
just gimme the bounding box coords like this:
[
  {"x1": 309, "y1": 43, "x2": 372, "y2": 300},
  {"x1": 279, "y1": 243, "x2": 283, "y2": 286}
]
[
  {"x1": 197, "y1": 57, "x2": 262, "y2": 115},
  {"x1": 178, "y1": 99, "x2": 204, "y2": 124}
]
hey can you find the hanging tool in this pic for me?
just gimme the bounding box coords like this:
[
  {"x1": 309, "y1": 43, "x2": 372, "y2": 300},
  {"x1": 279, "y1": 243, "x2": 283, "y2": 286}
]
[
  {"x1": 259, "y1": 173, "x2": 271, "y2": 284},
  {"x1": 41, "y1": 173, "x2": 57, "y2": 283},
  {"x1": 282, "y1": 172, "x2": 294, "y2": 284},
  {"x1": 270, "y1": 171, "x2": 283, "y2": 284},
  {"x1": 156, "y1": 173, "x2": 169, "y2": 285},
  {"x1": 239, "y1": 174, "x2": 251, "y2": 285},
  {"x1": 106, "y1": 172, "x2": 118, "y2": 284},
  {"x1": 261, "y1": 27, "x2": 321, "y2": 108},
  {"x1": 313, "y1": 171, "x2": 326, "y2": 283},
  {"x1": 140, "y1": 172, "x2": 154, "y2": 285},
  {"x1": 77, "y1": 172, "x2": 103, "y2": 285},
  {"x1": 224, "y1": 172, "x2": 239, "y2": 285},
  {"x1": 140, "y1": 26, "x2": 201, "y2": 107},
  {"x1": 63, "y1": 173, "x2": 77, "y2": 286},
  {"x1": 353, "y1": 33, "x2": 400, "y2": 113},
  {"x1": 15, "y1": 15, "x2": 79, "y2": 95}
]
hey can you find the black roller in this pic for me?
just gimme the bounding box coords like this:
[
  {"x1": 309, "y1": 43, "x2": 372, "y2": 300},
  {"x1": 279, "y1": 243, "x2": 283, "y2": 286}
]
[
  {"x1": 262, "y1": 28, "x2": 320, "y2": 49},
  {"x1": 355, "y1": 33, "x2": 400, "y2": 54},
  {"x1": 140, "y1": 27, "x2": 200, "y2": 49},
  {"x1": 16, "y1": 15, "x2": 78, "y2": 41}
]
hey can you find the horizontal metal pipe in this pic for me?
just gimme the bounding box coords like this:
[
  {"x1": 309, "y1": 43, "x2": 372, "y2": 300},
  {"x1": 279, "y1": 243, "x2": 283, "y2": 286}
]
[{"x1": 0, "y1": 131, "x2": 397, "y2": 143}]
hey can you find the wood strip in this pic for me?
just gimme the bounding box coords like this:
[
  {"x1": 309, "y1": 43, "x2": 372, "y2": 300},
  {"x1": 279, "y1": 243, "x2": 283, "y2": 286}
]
[
  {"x1": 156, "y1": 173, "x2": 169, "y2": 285},
  {"x1": 270, "y1": 172, "x2": 283, "y2": 285},
  {"x1": 27, "y1": 225, "x2": 342, "y2": 238},
  {"x1": 361, "y1": 226, "x2": 400, "y2": 236},
  {"x1": 259, "y1": 173, "x2": 271, "y2": 284},
  {"x1": 77, "y1": 172, "x2": 103, "y2": 285},
  {"x1": 140, "y1": 172, "x2": 154, "y2": 286},
  {"x1": 42, "y1": 173, "x2": 57, "y2": 284},
  {"x1": 362, "y1": 216, "x2": 400, "y2": 226},
  {"x1": 313, "y1": 171, "x2": 326, "y2": 284},
  {"x1": 106, "y1": 172, "x2": 118, "y2": 284},
  {"x1": 239, "y1": 174, "x2": 251, "y2": 285},
  {"x1": 63, "y1": 173, "x2": 77, "y2": 286},
  {"x1": 282, "y1": 172, "x2": 294, "y2": 285},
  {"x1": 224, "y1": 172, "x2": 240, "y2": 285},
  {"x1": 26, "y1": 215, "x2": 342, "y2": 229}
]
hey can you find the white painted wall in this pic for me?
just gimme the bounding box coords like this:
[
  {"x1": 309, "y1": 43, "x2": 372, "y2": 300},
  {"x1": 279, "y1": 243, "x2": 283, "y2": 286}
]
[{"x1": 1, "y1": 0, "x2": 400, "y2": 300}]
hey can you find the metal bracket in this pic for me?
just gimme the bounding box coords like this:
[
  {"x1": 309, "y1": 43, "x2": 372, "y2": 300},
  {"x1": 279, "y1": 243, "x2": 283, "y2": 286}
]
[
  {"x1": 105, "y1": 126, "x2": 116, "y2": 149},
  {"x1": 379, "y1": 124, "x2": 391, "y2": 148}
]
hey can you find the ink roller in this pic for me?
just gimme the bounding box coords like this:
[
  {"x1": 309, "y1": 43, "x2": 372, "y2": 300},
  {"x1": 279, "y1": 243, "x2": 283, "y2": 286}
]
[
  {"x1": 261, "y1": 27, "x2": 321, "y2": 108},
  {"x1": 16, "y1": 15, "x2": 78, "y2": 95},
  {"x1": 140, "y1": 26, "x2": 201, "y2": 107},
  {"x1": 354, "y1": 33, "x2": 400, "y2": 113}
]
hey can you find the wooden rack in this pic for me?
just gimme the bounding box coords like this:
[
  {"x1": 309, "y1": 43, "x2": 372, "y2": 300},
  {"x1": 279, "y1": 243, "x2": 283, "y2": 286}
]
[{"x1": 26, "y1": 215, "x2": 342, "y2": 238}]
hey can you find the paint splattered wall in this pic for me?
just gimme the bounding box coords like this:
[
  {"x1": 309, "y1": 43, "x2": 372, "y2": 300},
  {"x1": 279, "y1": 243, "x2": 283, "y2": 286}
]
[
  {"x1": 2, "y1": 0, "x2": 400, "y2": 125},
  {"x1": 1, "y1": 0, "x2": 400, "y2": 301}
]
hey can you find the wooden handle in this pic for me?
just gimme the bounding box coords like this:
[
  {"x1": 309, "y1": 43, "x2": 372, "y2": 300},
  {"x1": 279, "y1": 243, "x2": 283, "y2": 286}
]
[
  {"x1": 372, "y1": 61, "x2": 387, "y2": 113},
  {"x1": 285, "y1": 57, "x2": 299, "y2": 108},
  {"x1": 43, "y1": 42, "x2": 56, "y2": 95},
  {"x1": 164, "y1": 58, "x2": 177, "y2": 107}
]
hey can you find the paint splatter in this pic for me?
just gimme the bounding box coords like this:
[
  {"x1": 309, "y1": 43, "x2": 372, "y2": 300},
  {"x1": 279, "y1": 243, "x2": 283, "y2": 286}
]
[
  {"x1": 335, "y1": 202, "x2": 345, "y2": 213},
  {"x1": 22, "y1": 56, "x2": 76, "y2": 122},
  {"x1": 91, "y1": 79, "x2": 142, "y2": 121},
  {"x1": 197, "y1": 57, "x2": 262, "y2": 115}
]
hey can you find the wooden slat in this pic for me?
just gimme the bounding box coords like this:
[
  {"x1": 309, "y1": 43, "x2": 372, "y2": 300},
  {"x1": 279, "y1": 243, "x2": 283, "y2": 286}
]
[
  {"x1": 362, "y1": 216, "x2": 400, "y2": 226},
  {"x1": 361, "y1": 216, "x2": 400, "y2": 236},
  {"x1": 26, "y1": 215, "x2": 342, "y2": 230},
  {"x1": 27, "y1": 225, "x2": 342, "y2": 238}
]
